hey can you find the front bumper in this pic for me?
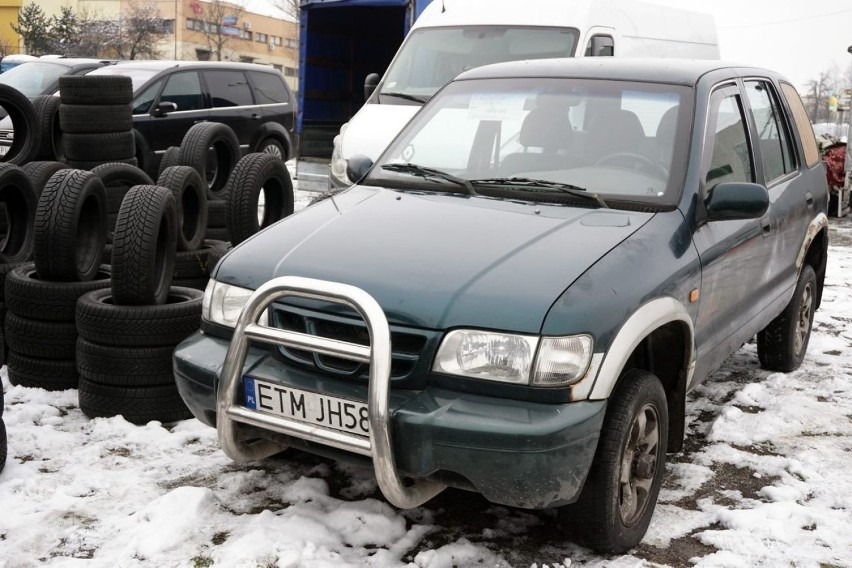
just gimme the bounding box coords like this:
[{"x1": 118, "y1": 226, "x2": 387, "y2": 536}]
[{"x1": 174, "y1": 330, "x2": 606, "y2": 509}]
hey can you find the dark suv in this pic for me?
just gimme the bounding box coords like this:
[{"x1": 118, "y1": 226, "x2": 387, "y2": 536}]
[
  {"x1": 86, "y1": 61, "x2": 295, "y2": 172},
  {"x1": 173, "y1": 59, "x2": 829, "y2": 554}
]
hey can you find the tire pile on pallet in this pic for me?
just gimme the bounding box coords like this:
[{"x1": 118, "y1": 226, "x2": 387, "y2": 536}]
[
  {"x1": 75, "y1": 184, "x2": 202, "y2": 424},
  {"x1": 4, "y1": 169, "x2": 111, "y2": 390},
  {"x1": 58, "y1": 75, "x2": 136, "y2": 169}
]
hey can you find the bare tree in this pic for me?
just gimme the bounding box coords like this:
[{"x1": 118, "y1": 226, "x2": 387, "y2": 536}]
[
  {"x1": 805, "y1": 67, "x2": 838, "y2": 124},
  {"x1": 109, "y1": 0, "x2": 168, "y2": 60},
  {"x1": 272, "y1": 0, "x2": 300, "y2": 19},
  {"x1": 196, "y1": 0, "x2": 245, "y2": 61}
]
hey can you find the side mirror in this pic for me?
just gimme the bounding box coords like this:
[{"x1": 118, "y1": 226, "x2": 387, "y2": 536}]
[
  {"x1": 152, "y1": 101, "x2": 178, "y2": 117},
  {"x1": 705, "y1": 181, "x2": 769, "y2": 221},
  {"x1": 346, "y1": 154, "x2": 373, "y2": 184},
  {"x1": 364, "y1": 73, "x2": 380, "y2": 101}
]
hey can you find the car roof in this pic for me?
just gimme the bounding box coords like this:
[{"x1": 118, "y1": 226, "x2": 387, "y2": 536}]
[
  {"x1": 103, "y1": 60, "x2": 282, "y2": 73},
  {"x1": 455, "y1": 58, "x2": 786, "y2": 86},
  {"x1": 27, "y1": 57, "x2": 113, "y2": 68}
]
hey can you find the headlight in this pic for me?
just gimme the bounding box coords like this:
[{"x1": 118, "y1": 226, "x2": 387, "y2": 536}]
[
  {"x1": 202, "y1": 280, "x2": 256, "y2": 328},
  {"x1": 433, "y1": 330, "x2": 593, "y2": 387},
  {"x1": 329, "y1": 126, "x2": 351, "y2": 188}
]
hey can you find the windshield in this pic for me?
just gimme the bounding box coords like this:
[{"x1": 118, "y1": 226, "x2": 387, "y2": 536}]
[
  {"x1": 367, "y1": 77, "x2": 693, "y2": 207},
  {"x1": 0, "y1": 61, "x2": 70, "y2": 97},
  {"x1": 87, "y1": 66, "x2": 160, "y2": 92},
  {"x1": 380, "y1": 26, "x2": 577, "y2": 101}
]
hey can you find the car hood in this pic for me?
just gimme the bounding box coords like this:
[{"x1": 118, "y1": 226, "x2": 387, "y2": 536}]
[
  {"x1": 218, "y1": 186, "x2": 654, "y2": 332},
  {"x1": 340, "y1": 103, "x2": 420, "y2": 161}
]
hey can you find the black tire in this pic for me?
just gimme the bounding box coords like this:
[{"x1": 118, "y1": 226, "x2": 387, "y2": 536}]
[
  {"x1": 76, "y1": 337, "x2": 177, "y2": 387},
  {"x1": 207, "y1": 199, "x2": 227, "y2": 227},
  {"x1": 0, "y1": 419, "x2": 7, "y2": 474},
  {"x1": 157, "y1": 146, "x2": 182, "y2": 178},
  {"x1": 78, "y1": 377, "x2": 192, "y2": 424},
  {"x1": 0, "y1": 258, "x2": 26, "y2": 301},
  {"x1": 565, "y1": 369, "x2": 668, "y2": 554},
  {"x1": 102, "y1": 242, "x2": 112, "y2": 265},
  {"x1": 7, "y1": 351, "x2": 77, "y2": 390},
  {"x1": 5, "y1": 263, "x2": 110, "y2": 322},
  {"x1": 757, "y1": 264, "x2": 817, "y2": 372},
  {"x1": 178, "y1": 122, "x2": 240, "y2": 197},
  {"x1": 59, "y1": 75, "x2": 132, "y2": 106},
  {"x1": 157, "y1": 166, "x2": 208, "y2": 251},
  {"x1": 0, "y1": 164, "x2": 37, "y2": 263},
  {"x1": 64, "y1": 131, "x2": 135, "y2": 163},
  {"x1": 76, "y1": 286, "x2": 202, "y2": 347},
  {"x1": 205, "y1": 227, "x2": 229, "y2": 241},
  {"x1": 111, "y1": 185, "x2": 178, "y2": 305},
  {"x1": 32, "y1": 95, "x2": 63, "y2": 161},
  {"x1": 59, "y1": 103, "x2": 133, "y2": 134},
  {"x1": 133, "y1": 129, "x2": 154, "y2": 178},
  {"x1": 0, "y1": 83, "x2": 40, "y2": 165},
  {"x1": 91, "y1": 162, "x2": 154, "y2": 219},
  {"x1": 226, "y1": 153, "x2": 294, "y2": 245},
  {"x1": 172, "y1": 277, "x2": 210, "y2": 291},
  {"x1": 5, "y1": 312, "x2": 77, "y2": 360},
  {"x1": 22, "y1": 161, "x2": 70, "y2": 199},
  {"x1": 33, "y1": 169, "x2": 107, "y2": 282},
  {"x1": 67, "y1": 157, "x2": 138, "y2": 170},
  {"x1": 206, "y1": 239, "x2": 231, "y2": 276},
  {"x1": 256, "y1": 137, "x2": 288, "y2": 160},
  {"x1": 174, "y1": 241, "x2": 216, "y2": 280}
]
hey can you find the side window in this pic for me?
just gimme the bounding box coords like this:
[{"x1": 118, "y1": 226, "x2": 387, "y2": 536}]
[
  {"x1": 584, "y1": 35, "x2": 614, "y2": 57},
  {"x1": 780, "y1": 82, "x2": 820, "y2": 168},
  {"x1": 744, "y1": 80, "x2": 795, "y2": 183},
  {"x1": 160, "y1": 72, "x2": 204, "y2": 112},
  {"x1": 249, "y1": 71, "x2": 288, "y2": 104},
  {"x1": 205, "y1": 70, "x2": 253, "y2": 107},
  {"x1": 704, "y1": 89, "x2": 754, "y2": 190},
  {"x1": 132, "y1": 80, "x2": 163, "y2": 114}
]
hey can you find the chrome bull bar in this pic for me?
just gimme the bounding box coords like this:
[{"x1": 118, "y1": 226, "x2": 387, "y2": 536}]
[{"x1": 216, "y1": 275, "x2": 445, "y2": 508}]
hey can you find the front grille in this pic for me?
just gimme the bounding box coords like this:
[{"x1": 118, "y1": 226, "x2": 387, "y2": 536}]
[{"x1": 273, "y1": 304, "x2": 430, "y2": 381}]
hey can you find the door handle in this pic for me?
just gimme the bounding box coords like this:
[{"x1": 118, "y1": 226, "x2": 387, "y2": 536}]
[
  {"x1": 760, "y1": 216, "x2": 771, "y2": 237},
  {"x1": 251, "y1": 113, "x2": 261, "y2": 120},
  {"x1": 805, "y1": 192, "x2": 814, "y2": 207}
]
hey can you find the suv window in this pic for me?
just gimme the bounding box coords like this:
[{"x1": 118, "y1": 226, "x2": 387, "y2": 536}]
[
  {"x1": 704, "y1": 88, "x2": 753, "y2": 189},
  {"x1": 744, "y1": 80, "x2": 795, "y2": 183},
  {"x1": 250, "y1": 71, "x2": 289, "y2": 104},
  {"x1": 133, "y1": 79, "x2": 164, "y2": 114},
  {"x1": 204, "y1": 70, "x2": 253, "y2": 107},
  {"x1": 161, "y1": 71, "x2": 204, "y2": 112},
  {"x1": 780, "y1": 82, "x2": 820, "y2": 168}
]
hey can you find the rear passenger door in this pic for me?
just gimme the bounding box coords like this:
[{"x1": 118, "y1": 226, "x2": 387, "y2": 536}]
[
  {"x1": 203, "y1": 69, "x2": 255, "y2": 155},
  {"x1": 741, "y1": 78, "x2": 803, "y2": 311},
  {"x1": 248, "y1": 70, "x2": 294, "y2": 133}
]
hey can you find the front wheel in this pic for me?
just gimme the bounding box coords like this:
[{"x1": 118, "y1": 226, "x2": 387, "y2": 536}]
[
  {"x1": 757, "y1": 264, "x2": 817, "y2": 372},
  {"x1": 563, "y1": 369, "x2": 668, "y2": 553}
]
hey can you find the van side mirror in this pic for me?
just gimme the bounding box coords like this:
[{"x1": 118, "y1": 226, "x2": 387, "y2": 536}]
[
  {"x1": 153, "y1": 101, "x2": 178, "y2": 117},
  {"x1": 704, "y1": 182, "x2": 769, "y2": 221},
  {"x1": 364, "y1": 73, "x2": 380, "y2": 101},
  {"x1": 346, "y1": 154, "x2": 373, "y2": 184}
]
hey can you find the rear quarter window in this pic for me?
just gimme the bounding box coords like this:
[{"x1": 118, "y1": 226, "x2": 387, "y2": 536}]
[
  {"x1": 779, "y1": 82, "x2": 819, "y2": 168},
  {"x1": 250, "y1": 71, "x2": 289, "y2": 104}
]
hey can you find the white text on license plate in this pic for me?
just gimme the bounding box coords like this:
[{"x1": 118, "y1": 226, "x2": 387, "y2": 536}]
[{"x1": 244, "y1": 377, "x2": 369, "y2": 436}]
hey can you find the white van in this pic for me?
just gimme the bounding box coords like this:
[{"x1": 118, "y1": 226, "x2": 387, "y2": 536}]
[{"x1": 328, "y1": 0, "x2": 718, "y2": 188}]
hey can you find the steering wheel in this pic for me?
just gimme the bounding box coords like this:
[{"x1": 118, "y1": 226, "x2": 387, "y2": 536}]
[{"x1": 594, "y1": 152, "x2": 669, "y2": 179}]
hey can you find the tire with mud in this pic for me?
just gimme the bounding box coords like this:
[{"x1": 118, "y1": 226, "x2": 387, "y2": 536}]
[{"x1": 757, "y1": 264, "x2": 817, "y2": 372}]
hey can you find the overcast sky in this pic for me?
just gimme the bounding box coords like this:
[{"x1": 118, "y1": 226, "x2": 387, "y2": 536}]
[{"x1": 250, "y1": 0, "x2": 851, "y2": 92}]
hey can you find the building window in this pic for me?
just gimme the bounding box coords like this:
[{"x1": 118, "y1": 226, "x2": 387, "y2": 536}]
[
  {"x1": 273, "y1": 64, "x2": 283, "y2": 72},
  {"x1": 284, "y1": 67, "x2": 296, "y2": 77},
  {"x1": 239, "y1": 55, "x2": 255, "y2": 63},
  {"x1": 285, "y1": 38, "x2": 296, "y2": 48},
  {"x1": 272, "y1": 36, "x2": 282, "y2": 46},
  {"x1": 256, "y1": 32, "x2": 268, "y2": 43}
]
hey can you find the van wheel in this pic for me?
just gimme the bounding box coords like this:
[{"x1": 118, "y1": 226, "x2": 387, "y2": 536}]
[
  {"x1": 563, "y1": 369, "x2": 668, "y2": 554},
  {"x1": 258, "y1": 138, "x2": 286, "y2": 160},
  {"x1": 757, "y1": 264, "x2": 816, "y2": 372}
]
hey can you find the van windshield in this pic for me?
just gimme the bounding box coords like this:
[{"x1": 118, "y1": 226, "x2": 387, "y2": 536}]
[{"x1": 379, "y1": 26, "x2": 578, "y2": 101}]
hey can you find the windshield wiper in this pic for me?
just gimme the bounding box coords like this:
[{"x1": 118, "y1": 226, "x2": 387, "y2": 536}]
[
  {"x1": 381, "y1": 163, "x2": 475, "y2": 195},
  {"x1": 380, "y1": 92, "x2": 428, "y2": 104},
  {"x1": 469, "y1": 177, "x2": 609, "y2": 208}
]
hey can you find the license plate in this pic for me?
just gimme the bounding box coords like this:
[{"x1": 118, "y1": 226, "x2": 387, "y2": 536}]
[
  {"x1": 0, "y1": 146, "x2": 7, "y2": 156},
  {"x1": 243, "y1": 377, "x2": 370, "y2": 437}
]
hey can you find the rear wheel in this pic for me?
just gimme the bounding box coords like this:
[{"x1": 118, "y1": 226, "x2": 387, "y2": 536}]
[
  {"x1": 564, "y1": 369, "x2": 668, "y2": 554},
  {"x1": 258, "y1": 137, "x2": 286, "y2": 160},
  {"x1": 757, "y1": 264, "x2": 817, "y2": 372}
]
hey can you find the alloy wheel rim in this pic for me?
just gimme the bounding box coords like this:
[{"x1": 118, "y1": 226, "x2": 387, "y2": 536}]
[
  {"x1": 794, "y1": 281, "x2": 814, "y2": 355},
  {"x1": 619, "y1": 402, "x2": 660, "y2": 526},
  {"x1": 263, "y1": 143, "x2": 282, "y2": 158}
]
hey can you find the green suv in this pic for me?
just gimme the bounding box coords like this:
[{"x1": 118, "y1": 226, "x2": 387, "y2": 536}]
[{"x1": 173, "y1": 58, "x2": 829, "y2": 553}]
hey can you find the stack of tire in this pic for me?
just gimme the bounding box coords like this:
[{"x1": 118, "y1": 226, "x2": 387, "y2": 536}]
[
  {"x1": 75, "y1": 184, "x2": 202, "y2": 424},
  {"x1": 4, "y1": 169, "x2": 111, "y2": 390},
  {"x1": 58, "y1": 75, "x2": 136, "y2": 170}
]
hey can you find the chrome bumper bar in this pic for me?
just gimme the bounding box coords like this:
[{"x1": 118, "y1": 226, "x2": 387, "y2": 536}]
[{"x1": 216, "y1": 276, "x2": 445, "y2": 508}]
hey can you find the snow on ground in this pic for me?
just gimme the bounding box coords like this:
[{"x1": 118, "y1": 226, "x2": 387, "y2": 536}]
[{"x1": 0, "y1": 205, "x2": 851, "y2": 568}]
